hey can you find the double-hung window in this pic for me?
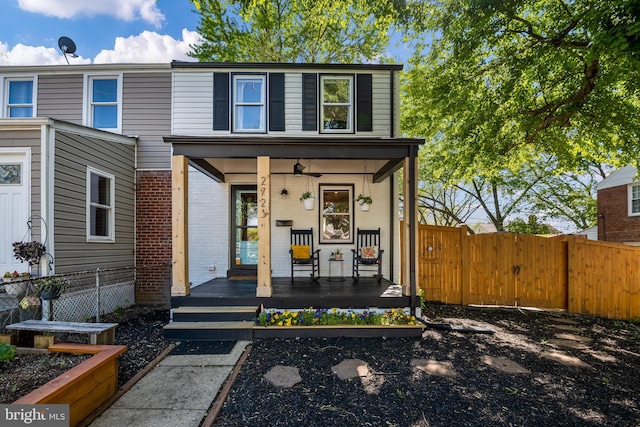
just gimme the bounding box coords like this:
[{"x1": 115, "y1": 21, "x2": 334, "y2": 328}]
[
  {"x1": 233, "y1": 75, "x2": 266, "y2": 132},
  {"x1": 320, "y1": 75, "x2": 353, "y2": 133},
  {"x1": 86, "y1": 75, "x2": 121, "y2": 131},
  {"x1": 630, "y1": 184, "x2": 640, "y2": 216},
  {"x1": 320, "y1": 184, "x2": 354, "y2": 243},
  {"x1": 5, "y1": 79, "x2": 34, "y2": 117},
  {"x1": 87, "y1": 167, "x2": 115, "y2": 242}
]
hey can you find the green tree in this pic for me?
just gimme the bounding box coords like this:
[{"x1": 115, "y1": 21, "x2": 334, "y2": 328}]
[
  {"x1": 188, "y1": 0, "x2": 397, "y2": 63},
  {"x1": 506, "y1": 215, "x2": 559, "y2": 235},
  {"x1": 401, "y1": 0, "x2": 640, "y2": 178}
]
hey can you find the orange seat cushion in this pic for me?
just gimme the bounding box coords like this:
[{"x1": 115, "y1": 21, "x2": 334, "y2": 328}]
[{"x1": 291, "y1": 245, "x2": 310, "y2": 259}]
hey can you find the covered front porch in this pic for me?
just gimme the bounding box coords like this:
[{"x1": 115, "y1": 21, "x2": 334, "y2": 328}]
[{"x1": 167, "y1": 136, "x2": 423, "y2": 311}]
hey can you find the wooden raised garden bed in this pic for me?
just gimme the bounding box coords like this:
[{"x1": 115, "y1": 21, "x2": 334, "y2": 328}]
[{"x1": 13, "y1": 343, "x2": 127, "y2": 427}]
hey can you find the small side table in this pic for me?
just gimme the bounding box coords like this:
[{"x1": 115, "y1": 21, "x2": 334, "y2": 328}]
[{"x1": 328, "y1": 258, "x2": 345, "y2": 282}]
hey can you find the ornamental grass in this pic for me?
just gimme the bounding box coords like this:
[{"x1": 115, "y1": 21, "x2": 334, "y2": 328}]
[{"x1": 256, "y1": 307, "x2": 416, "y2": 327}]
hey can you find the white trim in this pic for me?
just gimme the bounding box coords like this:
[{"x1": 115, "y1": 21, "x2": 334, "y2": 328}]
[
  {"x1": 83, "y1": 73, "x2": 123, "y2": 133},
  {"x1": 628, "y1": 183, "x2": 640, "y2": 217},
  {"x1": 232, "y1": 74, "x2": 266, "y2": 133},
  {"x1": 41, "y1": 125, "x2": 54, "y2": 275},
  {"x1": 1, "y1": 75, "x2": 37, "y2": 118},
  {"x1": 320, "y1": 75, "x2": 353, "y2": 134},
  {"x1": 86, "y1": 166, "x2": 116, "y2": 242}
]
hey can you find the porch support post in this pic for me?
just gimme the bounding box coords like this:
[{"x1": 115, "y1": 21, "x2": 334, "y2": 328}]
[
  {"x1": 256, "y1": 156, "x2": 272, "y2": 297},
  {"x1": 402, "y1": 151, "x2": 419, "y2": 310},
  {"x1": 171, "y1": 155, "x2": 189, "y2": 296}
]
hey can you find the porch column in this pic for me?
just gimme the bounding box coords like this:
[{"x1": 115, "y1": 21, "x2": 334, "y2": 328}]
[
  {"x1": 402, "y1": 155, "x2": 419, "y2": 298},
  {"x1": 171, "y1": 155, "x2": 189, "y2": 296},
  {"x1": 256, "y1": 156, "x2": 272, "y2": 297}
]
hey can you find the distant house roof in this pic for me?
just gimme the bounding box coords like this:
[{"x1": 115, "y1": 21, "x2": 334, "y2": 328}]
[
  {"x1": 469, "y1": 223, "x2": 497, "y2": 234},
  {"x1": 598, "y1": 165, "x2": 638, "y2": 191},
  {"x1": 576, "y1": 225, "x2": 598, "y2": 240}
]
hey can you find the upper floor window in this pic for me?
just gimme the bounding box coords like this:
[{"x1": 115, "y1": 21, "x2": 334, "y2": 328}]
[
  {"x1": 86, "y1": 75, "x2": 121, "y2": 131},
  {"x1": 87, "y1": 167, "x2": 115, "y2": 242},
  {"x1": 233, "y1": 75, "x2": 266, "y2": 132},
  {"x1": 630, "y1": 184, "x2": 640, "y2": 216},
  {"x1": 5, "y1": 79, "x2": 34, "y2": 118},
  {"x1": 320, "y1": 75, "x2": 353, "y2": 133}
]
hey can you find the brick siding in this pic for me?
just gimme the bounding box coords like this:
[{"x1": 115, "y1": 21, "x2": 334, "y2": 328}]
[
  {"x1": 597, "y1": 185, "x2": 640, "y2": 243},
  {"x1": 136, "y1": 170, "x2": 172, "y2": 304}
]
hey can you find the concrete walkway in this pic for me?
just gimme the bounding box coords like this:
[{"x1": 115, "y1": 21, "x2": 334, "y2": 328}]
[{"x1": 89, "y1": 341, "x2": 250, "y2": 427}]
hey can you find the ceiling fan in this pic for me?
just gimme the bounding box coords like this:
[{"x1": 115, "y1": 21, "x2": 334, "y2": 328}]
[{"x1": 293, "y1": 159, "x2": 322, "y2": 177}]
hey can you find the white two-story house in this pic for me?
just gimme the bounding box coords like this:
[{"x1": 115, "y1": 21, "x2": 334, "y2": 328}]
[{"x1": 0, "y1": 61, "x2": 422, "y2": 305}]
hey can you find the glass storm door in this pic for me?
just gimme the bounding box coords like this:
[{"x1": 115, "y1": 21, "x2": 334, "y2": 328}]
[{"x1": 231, "y1": 186, "x2": 258, "y2": 269}]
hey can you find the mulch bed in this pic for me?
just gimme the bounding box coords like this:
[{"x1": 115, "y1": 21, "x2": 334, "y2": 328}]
[
  {"x1": 213, "y1": 304, "x2": 640, "y2": 426},
  {"x1": 0, "y1": 305, "x2": 171, "y2": 403}
]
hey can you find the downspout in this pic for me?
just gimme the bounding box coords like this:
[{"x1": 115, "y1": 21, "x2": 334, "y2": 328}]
[
  {"x1": 40, "y1": 121, "x2": 55, "y2": 275},
  {"x1": 389, "y1": 174, "x2": 394, "y2": 282}
]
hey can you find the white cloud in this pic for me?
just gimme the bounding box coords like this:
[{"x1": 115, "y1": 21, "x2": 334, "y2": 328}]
[
  {"x1": 93, "y1": 29, "x2": 202, "y2": 63},
  {"x1": 18, "y1": 0, "x2": 164, "y2": 28},
  {"x1": 0, "y1": 42, "x2": 91, "y2": 65}
]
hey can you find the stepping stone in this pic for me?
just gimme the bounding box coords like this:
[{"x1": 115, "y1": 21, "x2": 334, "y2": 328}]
[
  {"x1": 554, "y1": 332, "x2": 593, "y2": 343},
  {"x1": 411, "y1": 359, "x2": 458, "y2": 377},
  {"x1": 541, "y1": 351, "x2": 591, "y2": 368},
  {"x1": 331, "y1": 359, "x2": 369, "y2": 380},
  {"x1": 481, "y1": 355, "x2": 530, "y2": 374},
  {"x1": 263, "y1": 365, "x2": 302, "y2": 388},
  {"x1": 548, "y1": 339, "x2": 588, "y2": 350},
  {"x1": 552, "y1": 324, "x2": 584, "y2": 333}
]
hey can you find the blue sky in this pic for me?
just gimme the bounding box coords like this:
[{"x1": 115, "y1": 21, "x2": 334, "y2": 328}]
[
  {"x1": 0, "y1": 0, "x2": 201, "y2": 65},
  {"x1": 0, "y1": 0, "x2": 412, "y2": 66}
]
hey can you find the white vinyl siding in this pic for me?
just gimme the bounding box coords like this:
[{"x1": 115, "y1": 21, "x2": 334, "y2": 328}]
[{"x1": 172, "y1": 69, "x2": 394, "y2": 138}]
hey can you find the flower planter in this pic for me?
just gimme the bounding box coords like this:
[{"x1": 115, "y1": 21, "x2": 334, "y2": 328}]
[
  {"x1": 40, "y1": 289, "x2": 61, "y2": 300},
  {"x1": 359, "y1": 203, "x2": 371, "y2": 212},
  {"x1": 14, "y1": 343, "x2": 127, "y2": 427},
  {"x1": 303, "y1": 197, "x2": 316, "y2": 210}
]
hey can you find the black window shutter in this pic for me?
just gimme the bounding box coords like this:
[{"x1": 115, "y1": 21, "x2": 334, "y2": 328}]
[
  {"x1": 302, "y1": 73, "x2": 317, "y2": 131},
  {"x1": 269, "y1": 73, "x2": 285, "y2": 131},
  {"x1": 357, "y1": 74, "x2": 373, "y2": 132},
  {"x1": 213, "y1": 72, "x2": 229, "y2": 131}
]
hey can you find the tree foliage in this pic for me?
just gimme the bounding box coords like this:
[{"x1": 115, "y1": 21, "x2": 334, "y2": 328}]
[
  {"x1": 188, "y1": 0, "x2": 397, "y2": 63},
  {"x1": 401, "y1": 0, "x2": 640, "y2": 179},
  {"x1": 505, "y1": 215, "x2": 559, "y2": 235}
]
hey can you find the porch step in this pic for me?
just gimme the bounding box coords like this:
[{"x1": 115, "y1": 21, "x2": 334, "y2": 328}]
[
  {"x1": 163, "y1": 321, "x2": 254, "y2": 341},
  {"x1": 172, "y1": 306, "x2": 258, "y2": 322}
]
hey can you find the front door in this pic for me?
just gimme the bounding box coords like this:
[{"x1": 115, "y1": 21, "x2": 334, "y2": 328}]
[
  {"x1": 231, "y1": 185, "x2": 258, "y2": 270},
  {"x1": 0, "y1": 151, "x2": 30, "y2": 274}
]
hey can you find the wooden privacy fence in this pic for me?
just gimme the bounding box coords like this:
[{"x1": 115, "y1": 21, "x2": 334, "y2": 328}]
[{"x1": 402, "y1": 224, "x2": 640, "y2": 320}]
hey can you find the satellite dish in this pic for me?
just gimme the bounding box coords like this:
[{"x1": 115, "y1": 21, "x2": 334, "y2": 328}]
[{"x1": 58, "y1": 36, "x2": 78, "y2": 64}]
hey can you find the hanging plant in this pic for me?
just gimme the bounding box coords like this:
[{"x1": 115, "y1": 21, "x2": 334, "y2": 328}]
[
  {"x1": 12, "y1": 241, "x2": 46, "y2": 266},
  {"x1": 356, "y1": 194, "x2": 373, "y2": 205},
  {"x1": 358, "y1": 161, "x2": 373, "y2": 211}
]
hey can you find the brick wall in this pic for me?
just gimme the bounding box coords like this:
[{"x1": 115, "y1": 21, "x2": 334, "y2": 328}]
[
  {"x1": 598, "y1": 185, "x2": 640, "y2": 243},
  {"x1": 136, "y1": 170, "x2": 172, "y2": 305}
]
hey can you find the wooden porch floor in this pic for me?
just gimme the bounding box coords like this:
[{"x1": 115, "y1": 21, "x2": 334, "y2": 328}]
[{"x1": 172, "y1": 277, "x2": 417, "y2": 310}]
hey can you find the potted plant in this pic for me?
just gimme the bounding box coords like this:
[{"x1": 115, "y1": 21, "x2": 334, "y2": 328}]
[
  {"x1": 36, "y1": 276, "x2": 69, "y2": 300},
  {"x1": 300, "y1": 191, "x2": 315, "y2": 210},
  {"x1": 3, "y1": 271, "x2": 17, "y2": 283},
  {"x1": 12, "y1": 241, "x2": 46, "y2": 266},
  {"x1": 332, "y1": 248, "x2": 343, "y2": 260},
  {"x1": 356, "y1": 194, "x2": 373, "y2": 212}
]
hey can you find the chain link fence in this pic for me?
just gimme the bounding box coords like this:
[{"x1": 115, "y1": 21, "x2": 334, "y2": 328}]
[{"x1": 0, "y1": 267, "x2": 136, "y2": 332}]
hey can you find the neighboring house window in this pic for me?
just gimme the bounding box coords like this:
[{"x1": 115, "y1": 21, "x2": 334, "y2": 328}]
[
  {"x1": 5, "y1": 79, "x2": 34, "y2": 117},
  {"x1": 320, "y1": 75, "x2": 353, "y2": 133},
  {"x1": 319, "y1": 184, "x2": 354, "y2": 244},
  {"x1": 630, "y1": 184, "x2": 640, "y2": 216},
  {"x1": 233, "y1": 74, "x2": 266, "y2": 132},
  {"x1": 87, "y1": 167, "x2": 115, "y2": 242},
  {"x1": 86, "y1": 75, "x2": 121, "y2": 131}
]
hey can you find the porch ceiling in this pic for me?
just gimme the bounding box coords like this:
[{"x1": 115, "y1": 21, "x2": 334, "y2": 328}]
[{"x1": 166, "y1": 136, "x2": 424, "y2": 183}]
